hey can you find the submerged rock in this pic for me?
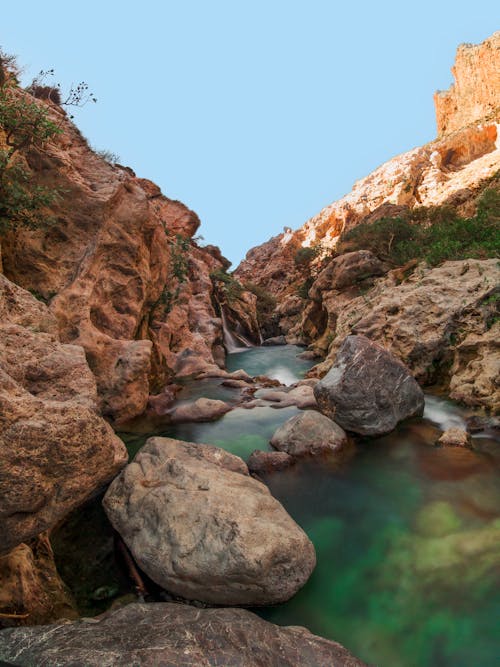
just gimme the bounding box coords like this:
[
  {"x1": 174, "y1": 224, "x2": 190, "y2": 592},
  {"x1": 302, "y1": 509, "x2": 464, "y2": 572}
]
[
  {"x1": 0, "y1": 602, "x2": 367, "y2": 666},
  {"x1": 314, "y1": 335, "x2": 424, "y2": 436},
  {"x1": 247, "y1": 449, "x2": 294, "y2": 474},
  {"x1": 270, "y1": 410, "x2": 348, "y2": 457},
  {"x1": 168, "y1": 397, "x2": 232, "y2": 423},
  {"x1": 103, "y1": 437, "x2": 316, "y2": 605},
  {"x1": 437, "y1": 427, "x2": 472, "y2": 448}
]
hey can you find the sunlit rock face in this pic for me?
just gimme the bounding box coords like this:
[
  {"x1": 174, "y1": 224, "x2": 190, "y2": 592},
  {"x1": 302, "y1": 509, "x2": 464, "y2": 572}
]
[
  {"x1": 0, "y1": 99, "x2": 258, "y2": 423},
  {"x1": 0, "y1": 274, "x2": 127, "y2": 554},
  {"x1": 435, "y1": 31, "x2": 500, "y2": 136},
  {"x1": 235, "y1": 32, "x2": 500, "y2": 336}
]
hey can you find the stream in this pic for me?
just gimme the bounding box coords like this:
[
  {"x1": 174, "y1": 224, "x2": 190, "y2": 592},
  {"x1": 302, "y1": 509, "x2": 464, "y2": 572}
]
[{"x1": 54, "y1": 344, "x2": 500, "y2": 667}]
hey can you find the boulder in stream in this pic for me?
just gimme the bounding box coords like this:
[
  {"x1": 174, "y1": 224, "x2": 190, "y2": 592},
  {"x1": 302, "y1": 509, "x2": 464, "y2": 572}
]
[
  {"x1": 270, "y1": 410, "x2": 348, "y2": 457},
  {"x1": 103, "y1": 437, "x2": 316, "y2": 605},
  {"x1": 314, "y1": 335, "x2": 424, "y2": 436},
  {"x1": 0, "y1": 602, "x2": 368, "y2": 666}
]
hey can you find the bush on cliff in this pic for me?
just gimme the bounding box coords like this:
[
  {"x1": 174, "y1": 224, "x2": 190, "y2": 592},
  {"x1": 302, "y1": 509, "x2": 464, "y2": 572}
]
[
  {"x1": 0, "y1": 52, "x2": 61, "y2": 234},
  {"x1": 337, "y1": 187, "x2": 500, "y2": 266}
]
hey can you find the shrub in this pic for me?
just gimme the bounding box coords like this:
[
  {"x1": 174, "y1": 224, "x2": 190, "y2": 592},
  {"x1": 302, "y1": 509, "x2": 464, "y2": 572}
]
[
  {"x1": 294, "y1": 245, "x2": 319, "y2": 266},
  {"x1": 210, "y1": 268, "x2": 243, "y2": 302},
  {"x1": 337, "y1": 190, "x2": 500, "y2": 267},
  {"x1": 244, "y1": 282, "x2": 277, "y2": 325}
]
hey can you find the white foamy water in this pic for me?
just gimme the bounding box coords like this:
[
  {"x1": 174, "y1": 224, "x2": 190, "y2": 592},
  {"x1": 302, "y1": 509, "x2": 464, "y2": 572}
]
[
  {"x1": 267, "y1": 365, "x2": 299, "y2": 386},
  {"x1": 423, "y1": 395, "x2": 467, "y2": 431}
]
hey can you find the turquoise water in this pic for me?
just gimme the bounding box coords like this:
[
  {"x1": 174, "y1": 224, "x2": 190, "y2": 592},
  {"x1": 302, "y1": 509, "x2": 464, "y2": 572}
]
[
  {"x1": 118, "y1": 345, "x2": 500, "y2": 667},
  {"x1": 226, "y1": 344, "x2": 314, "y2": 384}
]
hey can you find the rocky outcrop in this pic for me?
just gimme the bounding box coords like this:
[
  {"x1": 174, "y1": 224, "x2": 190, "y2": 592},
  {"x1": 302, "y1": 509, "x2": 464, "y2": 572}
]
[
  {"x1": 435, "y1": 32, "x2": 500, "y2": 135},
  {"x1": 167, "y1": 397, "x2": 232, "y2": 423},
  {"x1": 247, "y1": 449, "x2": 294, "y2": 474},
  {"x1": 103, "y1": 437, "x2": 316, "y2": 605},
  {"x1": 437, "y1": 428, "x2": 471, "y2": 448},
  {"x1": 270, "y1": 410, "x2": 349, "y2": 457},
  {"x1": 305, "y1": 259, "x2": 500, "y2": 411},
  {"x1": 235, "y1": 33, "x2": 500, "y2": 337},
  {"x1": 0, "y1": 274, "x2": 127, "y2": 554},
  {"x1": 0, "y1": 97, "x2": 257, "y2": 422},
  {"x1": 0, "y1": 602, "x2": 367, "y2": 666},
  {"x1": 314, "y1": 335, "x2": 425, "y2": 436},
  {"x1": 0, "y1": 534, "x2": 77, "y2": 627}
]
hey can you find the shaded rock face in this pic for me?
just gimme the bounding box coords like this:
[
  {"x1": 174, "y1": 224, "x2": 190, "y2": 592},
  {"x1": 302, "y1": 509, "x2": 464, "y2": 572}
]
[
  {"x1": 235, "y1": 33, "x2": 500, "y2": 336},
  {"x1": 435, "y1": 31, "x2": 500, "y2": 136},
  {"x1": 0, "y1": 275, "x2": 127, "y2": 554},
  {"x1": 0, "y1": 602, "x2": 367, "y2": 667},
  {"x1": 305, "y1": 259, "x2": 499, "y2": 411},
  {"x1": 103, "y1": 437, "x2": 316, "y2": 606},
  {"x1": 270, "y1": 410, "x2": 348, "y2": 457},
  {"x1": 0, "y1": 534, "x2": 77, "y2": 627},
  {"x1": 247, "y1": 450, "x2": 294, "y2": 475},
  {"x1": 0, "y1": 101, "x2": 257, "y2": 422},
  {"x1": 314, "y1": 335, "x2": 424, "y2": 436}
]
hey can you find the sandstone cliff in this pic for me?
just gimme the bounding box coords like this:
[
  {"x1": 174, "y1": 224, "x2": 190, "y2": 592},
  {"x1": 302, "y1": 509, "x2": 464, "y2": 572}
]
[
  {"x1": 235, "y1": 32, "x2": 500, "y2": 410},
  {"x1": 0, "y1": 99, "x2": 259, "y2": 424}
]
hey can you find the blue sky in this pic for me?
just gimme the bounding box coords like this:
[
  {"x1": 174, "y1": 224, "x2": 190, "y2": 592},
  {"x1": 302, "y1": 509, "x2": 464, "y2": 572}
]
[{"x1": 1, "y1": 2, "x2": 498, "y2": 266}]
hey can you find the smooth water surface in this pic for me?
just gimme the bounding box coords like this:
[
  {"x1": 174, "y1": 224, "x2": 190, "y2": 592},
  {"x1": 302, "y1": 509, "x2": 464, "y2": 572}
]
[
  {"x1": 226, "y1": 344, "x2": 314, "y2": 384},
  {"x1": 118, "y1": 345, "x2": 500, "y2": 667}
]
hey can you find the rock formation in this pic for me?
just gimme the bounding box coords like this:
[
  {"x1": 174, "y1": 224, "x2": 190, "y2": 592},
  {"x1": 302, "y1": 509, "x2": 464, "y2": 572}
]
[
  {"x1": 0, "y1": 98, "x2": 259, "y2": 423},
  {"x1": 435, "y1": 31, "x2": 500, "y2": 135},
  {"x1": 270, "y1": 410, "x2": 349, "y2": 456},
  {"x1": 103, "y1": 437, "x2": 316, "y2": 605},
  {"x1": 314, "y1": 335, "x2": 425, "y2": 436},
  {"x1": 0, "y1": 602, "x2": 368, "y2": 666},
  {"x1": 235, "y1": 33, "x2": 500, "y2": 409}
]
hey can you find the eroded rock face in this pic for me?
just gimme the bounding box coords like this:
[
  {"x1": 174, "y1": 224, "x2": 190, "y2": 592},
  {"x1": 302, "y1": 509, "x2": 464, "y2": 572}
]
[
  {"x1": 270, "y1": 410, "x2": 348, "y2": 457},
  {"x1": 0, "y1": 100, "x2": 258, "y2": 422},
  {"x1": 103, "y1": 437, "x2": 316, "y2": 605},
  {"x1": 235, "y1": 33, "x2": 500, "y2": 337},
  {"x1": 435, "y1": 31, "x2": 500, "y2": 135},
  {"x1": 307, "y1": 260, "x2": 500, "y2": 411},
  {"x1": 0, "y1": 534, "x2": 77, "y2": 627},
  {"x1": 0, "y1": 274, "x2": 127, "y2": 554},
  {"x1": 0, "y1": 602, "x2": 367, "y2": 667},
  {"x1": 314, "y1": 335, "x2": 424, "y2": 436}
]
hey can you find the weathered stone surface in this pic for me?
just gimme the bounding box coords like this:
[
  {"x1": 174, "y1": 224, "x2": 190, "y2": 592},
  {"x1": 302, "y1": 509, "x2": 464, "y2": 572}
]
[
  {"x1": 235, "y1": 33, "x2": 500, "y2": 339},
  {"x1": 0, "y1": 602, "x2": 367, "y2": 666},
  {"x1": 247, "y1": 449, "x2": 294, "y2": 474},
  {"x1": 262, "y1": 335, "x2": 287, "y2": 346},
  {"x1": 0, "y1": 275, "x2": 127, "y2": 555},
  {"x1": 314, "y1": 335, "x2": 424, "y2": 436},
  {"x1": 437, "y1": 428, "x2": 472, "y2": 448},
  {"x1": 435, "y1": 31, "x2": 500, "y2": 135},
  {"x1": 168, "y1": 398, "x2": 232, "y2": 423},
  {"x1": 0, "y1": 534, "x2": 77, "y2": 627},
  {"x1": 103, "y1": 437, "x2": 315, "y2": 605},
  {"x1": 0, "y1": 98, "x2": 258, "y2": 422},
  {"x1": 308, "y1": 260, "x2": 500, "y2": 411},
  {"x1": 252, "y1": 384, "x2": 317, "y2": 409},
  {"x1": 270, "y1": 410, "x2": 348, "y2": 457}
]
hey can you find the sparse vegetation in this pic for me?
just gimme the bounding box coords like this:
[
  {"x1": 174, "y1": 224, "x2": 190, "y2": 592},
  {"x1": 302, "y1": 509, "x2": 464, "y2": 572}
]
[
  {"x1": 294, "y1": 244, "x2": 320, "y2": 267},
  {"x1": 210, "y1": 268, "x2": 243, "y2": 302},
  {"x1": 244, "y1": 282, "x2": 277, "y2": 326},
  {"x1": 337, "y1": 188, "x2": 500, "y2": 267}
]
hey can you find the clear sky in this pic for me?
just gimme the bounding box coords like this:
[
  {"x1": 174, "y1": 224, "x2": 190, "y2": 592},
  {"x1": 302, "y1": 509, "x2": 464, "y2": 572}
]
[{"x1": 1, "y1": 2, "x2": 498, "y2": 266}]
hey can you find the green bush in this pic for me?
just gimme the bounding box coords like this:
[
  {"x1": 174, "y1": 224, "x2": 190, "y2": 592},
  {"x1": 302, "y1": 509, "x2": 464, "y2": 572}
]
[
  {"x1": 337, "y1": 189, "x2": 500, "y2": 267},
  {"x1": 210, "y1": 268, "x2": 243, "y2": 302},
  {"x1": 244, "y1": 281, "x2": 277, "y2": 325},
  {"x1": 294, "y1": 245, "x2": 319, "y2": 266}
]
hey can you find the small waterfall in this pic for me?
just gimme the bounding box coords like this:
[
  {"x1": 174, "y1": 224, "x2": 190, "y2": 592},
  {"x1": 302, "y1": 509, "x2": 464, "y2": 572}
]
[{"x1": 221, "y1": 308, "x2": 254, "y2": 354}]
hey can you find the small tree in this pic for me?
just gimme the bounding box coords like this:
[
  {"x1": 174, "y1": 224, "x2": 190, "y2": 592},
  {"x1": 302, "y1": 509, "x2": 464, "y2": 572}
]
[{"x1": 0, "y1": 51, "x2": 62, "y2": 234}]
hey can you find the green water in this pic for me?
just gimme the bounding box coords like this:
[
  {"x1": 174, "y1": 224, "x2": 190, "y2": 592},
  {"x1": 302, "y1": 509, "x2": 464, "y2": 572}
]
[
  {"x1": 116, "y1": 345, "x2": 500, "y2": 666},
  {"x1": 226, "y1": 343, "x2": 314, "y2": 384}
]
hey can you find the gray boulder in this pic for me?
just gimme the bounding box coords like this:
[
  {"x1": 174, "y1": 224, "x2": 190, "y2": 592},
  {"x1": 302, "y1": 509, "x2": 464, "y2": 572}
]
[
  {"x1": 103, "y1": 438, "x2": 316, "y2": 605},
  {"x1": 314, "y1": 335, "x2": 424, "y2": 436},
  {"x1": 271, "y1": 410, "x2": 348, "y2": 457},
  {"x1": 0, "y1": 602, "x2": 368, "y2": 667}
]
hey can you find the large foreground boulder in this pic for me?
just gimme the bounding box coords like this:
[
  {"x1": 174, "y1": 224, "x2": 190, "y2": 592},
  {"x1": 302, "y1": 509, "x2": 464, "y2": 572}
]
[
  {"x1": 314, "y1": 335, "x2": 424, "y2": 436},
  {"x1": 0, "y1": 275, "x2": 127, "y2": 555},
  {"x1": 270, "y1": 410, "x2": 349, "y2": 457},
  {"x1": 0, "y1": 602, "x2": 367, "y2": 666},
  {"x1": 103, "y1": 438, "x2": 316, "y2": 605}
]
